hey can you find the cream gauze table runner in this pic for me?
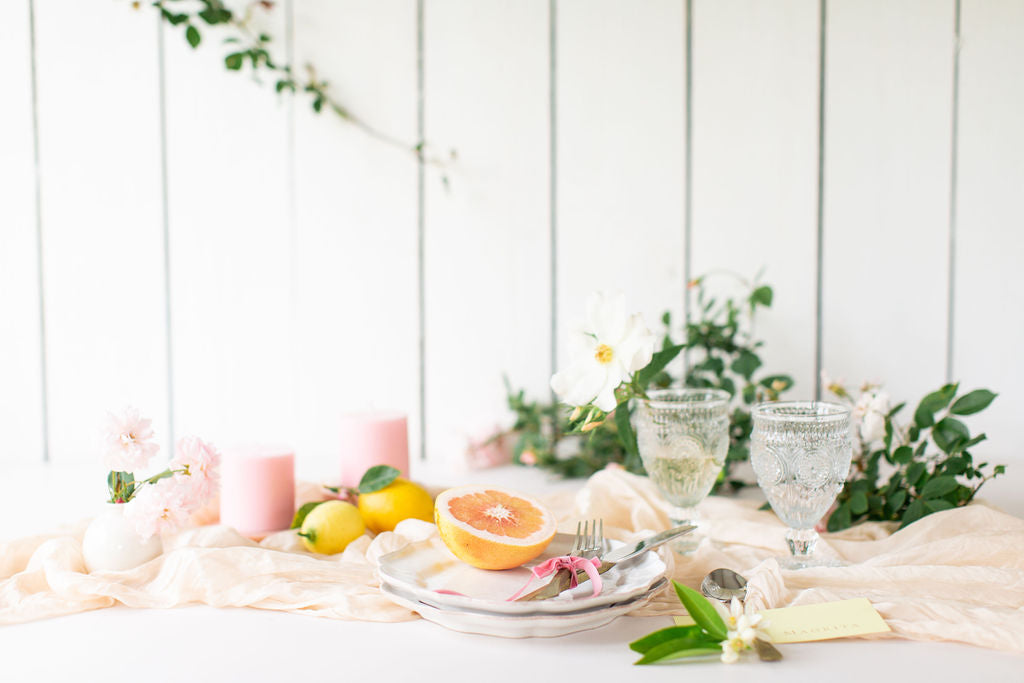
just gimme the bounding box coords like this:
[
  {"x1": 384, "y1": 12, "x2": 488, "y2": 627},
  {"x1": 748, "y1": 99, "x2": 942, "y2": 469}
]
[{"x1": 2, "y1": 468, "x2": 1022, "y2": 652}]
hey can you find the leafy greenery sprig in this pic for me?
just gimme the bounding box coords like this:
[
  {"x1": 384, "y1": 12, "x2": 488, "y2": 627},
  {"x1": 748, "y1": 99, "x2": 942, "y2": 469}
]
[
  {"x1": 630, "y1": 581, "x2": 772, "y2": 664},
  {"x1": 826, "y1": 382, "x2": 1003, "y2": 531},
  {"x1": 145, "y1": 0, "x2": 450, "y2": 168},
  {"x1": 503, "y1": 275, "x2": 792, "y2": 490}
]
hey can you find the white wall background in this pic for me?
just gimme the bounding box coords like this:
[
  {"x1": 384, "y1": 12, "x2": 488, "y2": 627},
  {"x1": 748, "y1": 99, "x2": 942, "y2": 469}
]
[{"x1": 1, "y1": 0, "x2": 1021, "y2": 511}]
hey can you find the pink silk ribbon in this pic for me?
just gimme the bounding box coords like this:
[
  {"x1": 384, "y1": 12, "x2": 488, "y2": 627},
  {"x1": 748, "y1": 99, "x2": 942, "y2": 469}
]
[{"x1": 506, "y1": 555, "x2": 603, "y2": 601}]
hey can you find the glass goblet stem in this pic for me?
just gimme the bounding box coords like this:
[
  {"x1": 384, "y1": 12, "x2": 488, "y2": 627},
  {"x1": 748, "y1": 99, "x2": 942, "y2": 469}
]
[
  {"x1": 785, "y1": 527, "x2": 819, "y2": 559},
  {"x1": 669, "y1": 505, "x2": 700, "y2": 554}
]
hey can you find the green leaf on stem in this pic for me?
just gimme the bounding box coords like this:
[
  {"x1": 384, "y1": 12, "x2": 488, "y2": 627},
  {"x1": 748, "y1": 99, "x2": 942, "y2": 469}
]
[
  {"x1": 225, "y1": 52, "x2": 244, "y2": 70},
  {"x1": 900, "y1": 499, "x2": 927, "y2": 528},
  {"x1": 636, "y1": 344, "x2": 684, "y2": 389},
  {"x1": 892, "y1": 446, "x2": 913, "y2": 465},
  {"x1": 672, "y1": 581, "x2": 727, "y2": 642},
  {"x1": 186, "y1": 24, "x2": 201, "y2": 48},
  {"x1": 749, "y1": 285, "x2": 773, "y2": 308},
  {"x1": 932, "y1": 417, "x2": 969, "y2": 454},
  {"x1": 906, "y1": 462, "x2": 926, "y2": 487},
  {"x1": 920, "y1": 475, "x2": 958, "y2": 499},
  {"x1": 634, "y1": 642, "x2": 722, "y2": 665},
  {"x1": 290, "y1": 501, "x2": 325, "y2": 529},
  {"x1": 614, "y1": 403, "x2": 639, "y2": 459},
  {"x1": 629, "y1": 625, "x2": 706, "y2": 653},
  {"x1": 950, "y1": 389, "x2": 997, "y2": 416},
  {"x1": 358, "y1": 465, "x2": 400, "y2": 494},
  {"x1": 730, "y1": 349, "x2": 762, "y2": 381}
]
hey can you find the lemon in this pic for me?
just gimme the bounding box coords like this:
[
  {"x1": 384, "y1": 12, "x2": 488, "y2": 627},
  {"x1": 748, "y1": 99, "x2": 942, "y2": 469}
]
[
  {"x1": 298, "y1": 500, "x2": 366, "y2": 554},
  {"x1": 357, "y1": 477, "x2": 434, "y2": 534}
]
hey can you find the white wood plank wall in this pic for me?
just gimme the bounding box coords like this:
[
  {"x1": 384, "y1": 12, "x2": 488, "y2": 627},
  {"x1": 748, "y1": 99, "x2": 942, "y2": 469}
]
[{"x1": 0, "y1": 1, "x2": 1021, "y2": 510}]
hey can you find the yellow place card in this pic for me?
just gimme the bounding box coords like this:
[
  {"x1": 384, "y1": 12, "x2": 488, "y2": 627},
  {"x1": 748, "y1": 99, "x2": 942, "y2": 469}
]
[{"x1": 673, "y1": 598, "x2": 890, "y2": 643}]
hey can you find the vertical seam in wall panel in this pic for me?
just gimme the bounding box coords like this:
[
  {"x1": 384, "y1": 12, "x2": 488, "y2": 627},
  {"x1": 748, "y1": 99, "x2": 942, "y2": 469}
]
[
  {"x1": 946, "y1": 0, "x2": 961, "y2": 384},
  {"x1": 285, "y1": 0, "x2": 298, "y2": 440},
  {"x1": 157, "y1": 16, "x2": 176, "y2": 448},
  {"x1": 682, "y1": 0, "x2": 693, "y2": 375},
  {"x1": 813, "y1": 0, "x2": 827, "y2": 401},
  {"x1": 549, "y1": 0, "x2": 558, "y2": 387},
  {"x1": 28, "y1": 0, "x2": 49, "y2": 463},
  {"x1": 417, "y1": 0, "x2": 426, "y2": 462}
]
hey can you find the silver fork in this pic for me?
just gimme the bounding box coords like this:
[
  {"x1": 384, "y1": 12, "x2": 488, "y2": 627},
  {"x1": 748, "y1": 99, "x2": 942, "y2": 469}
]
[
  {"x1": 575, "y1": 519, "x2": 604, "y2": 559},
  {"x1": 517, "y1": 519, "x2": 604, "y2": 601}
]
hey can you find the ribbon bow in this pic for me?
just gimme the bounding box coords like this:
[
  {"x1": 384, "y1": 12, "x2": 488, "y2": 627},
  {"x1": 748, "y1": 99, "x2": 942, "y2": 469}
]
[{"x1": 507, "y1": 555, "x2": 603, "y2": 601}]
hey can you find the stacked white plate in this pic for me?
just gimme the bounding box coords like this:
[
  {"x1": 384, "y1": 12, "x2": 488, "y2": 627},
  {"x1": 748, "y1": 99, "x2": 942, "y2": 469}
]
[{"x1": 377, "y1": 532, "x2": 668, "y2": 638}]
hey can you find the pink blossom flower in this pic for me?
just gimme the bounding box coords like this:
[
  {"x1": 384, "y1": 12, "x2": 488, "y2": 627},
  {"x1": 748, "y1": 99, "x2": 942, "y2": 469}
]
[
  {"x1": 519, "y1": 449, "x2": 537, "y2": 466},
  {"x1": 102, "y1": 407, "x2": 160, "y2": 472},
  {"x1": 125, "y1": 477, "x2": 191, "y2": 540},
  {"x1": 171, "y1": 436, "x2": 221, "y2": 507}
]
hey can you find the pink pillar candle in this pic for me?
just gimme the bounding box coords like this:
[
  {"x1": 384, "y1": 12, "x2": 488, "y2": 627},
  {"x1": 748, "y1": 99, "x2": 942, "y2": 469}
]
[
  {"x1": 219, "y1": 445, "x2": 295, "y2": 537},
  {"x1": 339, "y1": 413, "x2": 409, "y2": 487}
]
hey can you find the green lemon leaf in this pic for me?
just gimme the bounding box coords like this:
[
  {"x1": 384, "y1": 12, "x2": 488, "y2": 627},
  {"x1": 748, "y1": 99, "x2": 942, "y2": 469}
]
[
  {"x1": 225, "y1": 52, "x2": 244, "y2": 70},
  {"x1": 672, "y1": 581, "x2": 727, "y2": 642},
  {"x1": 634, "y1": 641, "x2": 722, "y2": 665},
  {"x1": 358, "y1": 465, "x2": 401, "y2": 494},
  {"x1": 950, "y1": 389, "x2": 997, "y2": 416},
  {"x1": 291, "y1": 501, "x2": 325, "y2": 529},
  {"x1": 630, "y1": 625, "x2": 706, "y2": 653}
]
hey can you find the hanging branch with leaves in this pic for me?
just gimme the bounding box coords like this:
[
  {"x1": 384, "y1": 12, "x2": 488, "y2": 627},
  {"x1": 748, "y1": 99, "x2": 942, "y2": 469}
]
[{"x1": 146, "y1": 0, "x2": 447, "y2": 165}]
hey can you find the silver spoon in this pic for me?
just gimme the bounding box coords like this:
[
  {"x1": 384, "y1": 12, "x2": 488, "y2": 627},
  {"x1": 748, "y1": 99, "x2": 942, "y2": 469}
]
[{"x1": 701, "y1": 568, "x2": 783, "y2": 662}]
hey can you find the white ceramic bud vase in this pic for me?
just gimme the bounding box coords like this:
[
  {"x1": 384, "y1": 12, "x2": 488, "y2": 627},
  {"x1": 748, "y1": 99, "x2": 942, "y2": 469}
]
[{"x1": 81, "y1": 503, "x2": 162, "y2": 572}]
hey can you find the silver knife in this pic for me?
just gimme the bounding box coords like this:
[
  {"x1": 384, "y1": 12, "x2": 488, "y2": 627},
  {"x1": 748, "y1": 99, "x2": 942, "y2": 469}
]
[{"x1": 516, "y1": 524, "x2": 696, "y2": 601}]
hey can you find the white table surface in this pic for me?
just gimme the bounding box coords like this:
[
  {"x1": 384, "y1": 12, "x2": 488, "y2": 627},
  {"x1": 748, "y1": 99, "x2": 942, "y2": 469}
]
[{"x1": 2, "y1": 463, "x2": 1022, "y2": 682}]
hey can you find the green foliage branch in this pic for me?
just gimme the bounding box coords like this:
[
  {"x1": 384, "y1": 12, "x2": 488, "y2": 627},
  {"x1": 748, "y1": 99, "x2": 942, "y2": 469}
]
[
  {"x1": 826, "y1": 382, "x2": 1004, "y2": 530},
  {"x1": 144, "y1": 0, "x2": 449, "y2": 167}
]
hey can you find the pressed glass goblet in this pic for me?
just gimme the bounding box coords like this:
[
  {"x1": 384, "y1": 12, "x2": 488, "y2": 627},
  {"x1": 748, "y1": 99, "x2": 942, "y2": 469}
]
[
  {"x1": 750, "y1": 401, "x2": 852, "y2": 569},
  {"x1": 632, "y1": 388, "x2": 730, "y2": 554}
]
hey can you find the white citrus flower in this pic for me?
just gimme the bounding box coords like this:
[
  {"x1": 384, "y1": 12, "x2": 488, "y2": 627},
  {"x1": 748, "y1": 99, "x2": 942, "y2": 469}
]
[
  {"x1": 720, "y1": 597, "x2": 769, "y2": 662},
  {"x1": 720, "y1": 637, "x2": 742, "y2": 663},
  {"x1": 550, "y1": 292, "x2": 656, "y2": 412}
]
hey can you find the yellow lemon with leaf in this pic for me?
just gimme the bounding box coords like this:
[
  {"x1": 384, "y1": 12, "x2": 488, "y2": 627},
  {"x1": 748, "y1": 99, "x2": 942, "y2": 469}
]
[
  {"x1": 296, "y1": 500, "x2": 365, "y2": 554},
  {"x1": 358, "y1": 475, "x2": 435, "y2": 534}
]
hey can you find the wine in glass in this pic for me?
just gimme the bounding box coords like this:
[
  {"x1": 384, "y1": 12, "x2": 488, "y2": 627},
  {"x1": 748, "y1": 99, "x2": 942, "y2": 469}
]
[{"x1": 632, "y1": 388, "x2": 730, "y2": 553}]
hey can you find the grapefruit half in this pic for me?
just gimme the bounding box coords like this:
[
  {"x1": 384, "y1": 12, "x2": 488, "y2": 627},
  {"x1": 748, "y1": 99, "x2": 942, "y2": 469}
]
[{"x1": 434, "y1": 486, "x2": 557, "y2": 570}]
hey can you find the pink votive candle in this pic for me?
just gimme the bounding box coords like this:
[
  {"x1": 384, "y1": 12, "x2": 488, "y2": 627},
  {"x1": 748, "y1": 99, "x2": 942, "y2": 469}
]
[
  {"x1": 340, "y1": 413, "x2": 409, "y2": 487},
  {"x1": 219, "y1": 445, "x2": 295, "y2": 537}
]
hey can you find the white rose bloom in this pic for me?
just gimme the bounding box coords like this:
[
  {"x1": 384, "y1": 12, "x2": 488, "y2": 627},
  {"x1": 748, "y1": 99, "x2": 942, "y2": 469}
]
[
  {"x1": 860, "y1": 410, "x2": 886, "y2": 444},
  {"x1": 550, "y1": 292, "x2": 656, "y2": 412},
  {"x1": 868, "y1": 390, "x2": 891, "y2": 415},
  {"x1": 853, "y1": 392, "x2": 872, "y2": 419}
]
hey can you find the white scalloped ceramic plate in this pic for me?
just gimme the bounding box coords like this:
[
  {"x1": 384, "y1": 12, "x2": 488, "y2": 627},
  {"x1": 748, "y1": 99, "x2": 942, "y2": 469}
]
[
  {"x1": 377, "y1": 532, "x2": 667, "y2": 616},
  {"x1": 380, "y1": 577, "x2": 668, "y2": 638}
]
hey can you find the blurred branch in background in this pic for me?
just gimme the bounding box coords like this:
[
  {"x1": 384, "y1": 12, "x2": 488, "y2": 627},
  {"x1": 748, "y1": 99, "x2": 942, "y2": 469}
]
[{"x1": 142, "y1": 0, "x2": 453, "y2": 170}]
